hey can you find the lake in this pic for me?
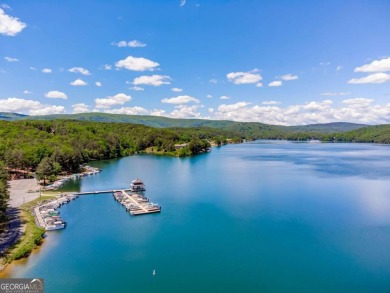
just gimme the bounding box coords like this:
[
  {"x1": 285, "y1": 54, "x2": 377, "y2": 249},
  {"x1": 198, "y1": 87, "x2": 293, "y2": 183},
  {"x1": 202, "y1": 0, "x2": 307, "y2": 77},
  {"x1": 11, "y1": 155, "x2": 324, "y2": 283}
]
[{"x1": 4, "y1": 141, "x2": 390, "y2": 292}]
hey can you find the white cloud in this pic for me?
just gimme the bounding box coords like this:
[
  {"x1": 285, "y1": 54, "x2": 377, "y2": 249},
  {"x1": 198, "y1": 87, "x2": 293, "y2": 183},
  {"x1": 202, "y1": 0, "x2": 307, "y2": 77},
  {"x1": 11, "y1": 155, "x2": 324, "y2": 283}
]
[
  {"x1": 279, "y1": 74, "x2": 298, "y2": 81},
  {"x1": 42, "y1": 68, "x2": 52, "y2": 73},
  {"x1": 161, "y1": 95, "x2": 199, "y2": 104},
  {"x1": 220, "y1": 95, "x2": 230, "y2": 100},
  {"x1": 207, "y1": 94, "x2": 212, "y2": 98},
  {"x1": 1, "y1": 4, "x2": 11, "y2": 9},
  {"x1": 68, "y1": 67, "x2": 91, "y2": 75},
  {"x1": 150, "y1": 109, "x2": 166, "y2": 116},
  {"x1": 29, "y1": 105, "x2": 65, "y2": 116},
  {"x1": 170, "y1": 105, "x2": 201, "y2": 118},
  {"x1": 171, "y1": 87, "x2": 183, "y2": 92},
  {"x1": 320, "y1": 92, "x2": 351, "y2": 96},
  {"x1": 336, "y1": 65, "x2": 343, "y2": 71},
  {"x1": 208, "y1": 108, "x2": 214, "y2": 113},
  {"x1": 0, "y1": 97, "x2": 40, "y2": 112},
  {"x1": 227, "y1": 70, "x2": 262, "y2": 85},
  {"x1": 212, "y1": 99, "x2": 390, "y2": 125},
  {"x1": 72, "y1": 103, "x2": 90, "y2": 113},
  {"x1": 102, "y1": 106, "x2": 148, "y2": 115},
  {"x1": 103, "y1": 64, "x2": 112, "y2": 70},
  {"x1": 180, "y1": 0, "x2": 186, "y2": 7},
  {"x1": 256, "y1": 82, "x2": 263, "y2": 87},
  {"x1": 209, "y1": 79, "x2": 218, "y2": 84},
  {"x1": 0, "y1": 97, "x2": 65, "y2": 115},
  {"x1": 29, "y1": 67, "x2": 36, "y2": 70},
  {"x1": 129, "y1": 86, "x2": 144, "y2": 91},
  {"x1": 112, "y1": 40, "x2": 146, "y2": 48},
  {"x1": 133, "y1": 75, "x2": 171, "y2": 86},
  {"x1": 262, "y1": 101, "x2": 280, "y2": 105},
  {"x1": 354, "y1": 57, "x2": 390, "y2": 73},
  {"x1": 23, "y1": 90, "x2": 32, "y2": 94},
  {"x1": 115, "y1": 56, "x2": 159, "y2": 71},
  {"x1": 348, "y1": 73, "x2": 390, "y2": 84},
  {"x1": 45, "y1": 91, "x2": 67, "y2": 99},
  {"x1": 217, "y1": 102, "x2": 250, "y2": 113},
  {"x1": 4, "y1": 56, "x2": 18, "y2": 62},
  {"x1": 0, "y1": 8, "x2": 27, "y2": 36},
  {"x1": 95, "y1": 93, "x2": 132, "y2": 109},
  {"x1": 268, "y1": 80, "x2": 282, "y2": 87},
  {"x1": 70, "y1": 79, "x2": 87, "y2": 86},
  {"x1": 342, "y1": 98, "x2": 374, "y2": 108},
  {"x1": 95, "y1": 82, "x2": 102, "y2": 87}
]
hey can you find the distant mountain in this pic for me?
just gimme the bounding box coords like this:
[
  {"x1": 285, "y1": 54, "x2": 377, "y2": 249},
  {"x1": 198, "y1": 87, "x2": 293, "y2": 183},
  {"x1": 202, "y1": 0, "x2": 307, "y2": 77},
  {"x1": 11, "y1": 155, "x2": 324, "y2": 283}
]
[
  {"x1": 0, "y1": 112, "x2": 367, "y2": 137},
  {"x1": 0, "y1": 112, "x2": 28, "y2": 120},
  {"x1": 289, "y1": 122, "x2": 367, "y2": 133}
]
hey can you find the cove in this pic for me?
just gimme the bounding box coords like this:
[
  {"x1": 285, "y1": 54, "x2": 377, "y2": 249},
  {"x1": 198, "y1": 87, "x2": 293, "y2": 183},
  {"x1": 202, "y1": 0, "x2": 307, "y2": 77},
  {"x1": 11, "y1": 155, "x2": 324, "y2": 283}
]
[{"x1": 4, "y1": 141, "x2": 390, "y2": 293}]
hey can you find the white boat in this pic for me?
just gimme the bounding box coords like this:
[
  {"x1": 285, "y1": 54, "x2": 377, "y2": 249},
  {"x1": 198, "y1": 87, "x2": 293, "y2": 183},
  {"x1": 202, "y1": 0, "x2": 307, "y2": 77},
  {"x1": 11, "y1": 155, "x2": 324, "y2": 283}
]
[{"x1": 46, "y1": 222, "x2": 65, "y2": 231}]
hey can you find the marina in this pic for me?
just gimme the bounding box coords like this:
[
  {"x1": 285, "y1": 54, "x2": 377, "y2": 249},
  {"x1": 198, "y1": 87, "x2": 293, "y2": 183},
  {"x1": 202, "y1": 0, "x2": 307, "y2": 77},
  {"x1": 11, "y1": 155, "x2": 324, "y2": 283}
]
[
  {"x1": 33, "y1": 179, "x2": 160, "y2": 230},
  {"x1": 113, "y1": 190, "x2": 161, "y2": 215},
  {"x1": 113, "y1": 179, "x2": 161, "y2": 215},
  {"x1": 33, "y1": 194, "x2": 78, "y2": 231}
]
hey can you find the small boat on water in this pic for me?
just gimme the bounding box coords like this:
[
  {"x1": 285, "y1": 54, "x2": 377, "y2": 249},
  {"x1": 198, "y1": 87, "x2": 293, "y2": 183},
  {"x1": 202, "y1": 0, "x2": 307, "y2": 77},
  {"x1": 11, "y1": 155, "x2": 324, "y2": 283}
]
[
  {"x1": 153, "y1": 269, "x2": 156, "y2": 276},
  {"x1": 130, "y1": 178, "x2": 145, "y2": 192},
  {"x1": 46, "y1": 221, "x2": 66, "y2": 231}
]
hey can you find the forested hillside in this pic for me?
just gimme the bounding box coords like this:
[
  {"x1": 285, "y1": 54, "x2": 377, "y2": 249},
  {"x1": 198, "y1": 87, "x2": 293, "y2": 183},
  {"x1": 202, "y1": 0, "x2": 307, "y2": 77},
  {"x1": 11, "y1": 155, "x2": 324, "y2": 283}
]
[{"x1": 0, "y1": 120, "x2": 240, "y2": 174}]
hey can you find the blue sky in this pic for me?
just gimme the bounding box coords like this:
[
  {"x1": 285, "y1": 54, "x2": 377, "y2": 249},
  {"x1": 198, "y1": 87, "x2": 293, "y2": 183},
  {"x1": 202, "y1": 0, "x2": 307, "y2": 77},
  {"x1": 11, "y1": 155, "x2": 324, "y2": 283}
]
[{"x1": 1, "y1": 0, "x2": 390, "y2": 125}]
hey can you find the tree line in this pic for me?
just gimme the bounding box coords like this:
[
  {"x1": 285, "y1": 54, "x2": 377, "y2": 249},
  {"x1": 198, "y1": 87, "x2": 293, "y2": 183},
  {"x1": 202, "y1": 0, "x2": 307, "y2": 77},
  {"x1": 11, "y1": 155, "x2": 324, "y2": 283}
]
[
  {"x1": 0, "y1": 161, "x2": 9, "y2": 232},
  {"x1": 0, "y1": 120, "x2": 241, "y2": 175}
]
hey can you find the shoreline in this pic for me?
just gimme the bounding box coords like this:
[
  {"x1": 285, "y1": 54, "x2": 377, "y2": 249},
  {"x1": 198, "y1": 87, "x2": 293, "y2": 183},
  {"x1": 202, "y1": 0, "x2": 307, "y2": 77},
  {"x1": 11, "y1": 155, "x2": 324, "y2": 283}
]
[{"x1": 0, "y1": 176, "x2": 80, "y2": 272}]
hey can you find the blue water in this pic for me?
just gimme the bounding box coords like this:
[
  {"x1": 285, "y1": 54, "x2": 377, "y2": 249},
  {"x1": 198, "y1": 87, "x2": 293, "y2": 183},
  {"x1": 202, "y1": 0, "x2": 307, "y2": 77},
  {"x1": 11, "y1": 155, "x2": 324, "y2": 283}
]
[{"x1": 5, "y1": 141, "x2": 390, "y2": 292}]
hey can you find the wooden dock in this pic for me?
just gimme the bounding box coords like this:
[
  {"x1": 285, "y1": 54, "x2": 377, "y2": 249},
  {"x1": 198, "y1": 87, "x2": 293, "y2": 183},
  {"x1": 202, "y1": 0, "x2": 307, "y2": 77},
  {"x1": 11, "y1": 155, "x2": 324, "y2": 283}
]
[
  {"x1": 113, "y1": 190, "x2": 161, "y2": 216},
  {"x1": 34, "y1": 206, "x2": 46, "y2": 228},
  {"x1": 75, "y1": 189, "x2": 131, "y2": 195}
]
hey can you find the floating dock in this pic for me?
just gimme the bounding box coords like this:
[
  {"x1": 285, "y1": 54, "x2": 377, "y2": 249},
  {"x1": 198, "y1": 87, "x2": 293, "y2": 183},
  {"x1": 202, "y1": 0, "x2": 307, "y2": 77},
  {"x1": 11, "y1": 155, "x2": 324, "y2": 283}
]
[{"x1": 113, "y1": 190, "x2": 161, "y2": 216}]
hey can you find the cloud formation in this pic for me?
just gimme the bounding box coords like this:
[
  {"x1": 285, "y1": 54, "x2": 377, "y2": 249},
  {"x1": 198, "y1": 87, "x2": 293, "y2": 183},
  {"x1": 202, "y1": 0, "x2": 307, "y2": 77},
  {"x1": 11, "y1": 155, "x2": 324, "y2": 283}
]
[
  {"x1": 213, "y1": 99, "x2": 390, "y2": 125},
  {"x1": 320, "y1": 92, "x2": 351, "y2": 96},
  {"x1": 112, "y1": 40, "x2": 146, "y2": 48},
  {"x1": 102, "y1": 106, "x2": 148, "y2": 115},
  {"x1": 268, "y1": 80, "x2": 282, "y2": 87},
  {"x1": 133, "y1": 75, "x2": 171, "y2": 86},
  {"x1": 354, "y1": 57, "x2": 390, "y2": 73},
  {"x1": 0, "y1": 8, "x2": 27, "y2": 36},
  {"x1": 45, "y1": 91, "x2": 67, "y2": 99},
  {"x1": 95, "y1": 93, "x2": 132, "y2": 109},
  {"x1": 4, "y1": 56, "x2": 18, "y2": 62},
  {"x1": 227, "y1": 70, "x2": 262, "y2": 86},
  {"x1": 115, "y1": 56, "x2": 159, "y2": 71},
  {"x1": 161, "y1": 95, "x2": 200, "y2": 104},
  {"x1": 171, "y1": 87, "x2": 183, "y2": 92},
  {"x1": 0, "y1": 97, "x2": 64, "y2": 115},
  {"x1": 279, "y1": 74, "x2": 298, "y2": 81},
  {"x1": 42, "y1": 68, "x2": 52, "y2": 73},
  {"x1": 348, "y1": 73, "x2": 390, "y2": 84},
  {"x1": 70, "y1": 79, "x2": 87, "y2": 86},
  {"x1": 68, "y1": 67, "x2": 91, "y2": 75},
  {"x1": 72, "y1": 103, "x2": 90, "y2": 113}
]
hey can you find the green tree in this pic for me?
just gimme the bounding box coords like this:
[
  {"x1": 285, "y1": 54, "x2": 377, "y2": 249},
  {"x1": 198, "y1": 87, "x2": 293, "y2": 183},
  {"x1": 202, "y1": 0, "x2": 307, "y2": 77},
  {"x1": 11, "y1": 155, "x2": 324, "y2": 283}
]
[{"x1": 36, "y1": 157, "x2": 53, "y2": 186}]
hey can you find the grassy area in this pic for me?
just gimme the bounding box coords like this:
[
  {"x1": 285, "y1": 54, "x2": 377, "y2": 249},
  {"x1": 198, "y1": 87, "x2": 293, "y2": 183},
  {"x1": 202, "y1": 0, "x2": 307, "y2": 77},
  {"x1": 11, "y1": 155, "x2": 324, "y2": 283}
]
[{"x1": 3, "y1": 196, "x2": 56, "y2": 263}]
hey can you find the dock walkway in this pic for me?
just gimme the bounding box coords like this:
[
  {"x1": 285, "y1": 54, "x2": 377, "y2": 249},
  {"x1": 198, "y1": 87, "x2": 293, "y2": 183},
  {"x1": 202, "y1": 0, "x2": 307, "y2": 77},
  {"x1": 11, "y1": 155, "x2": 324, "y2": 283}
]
[{"x1": 113, "y1": 190, "x2": 161, "y2": 216}]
